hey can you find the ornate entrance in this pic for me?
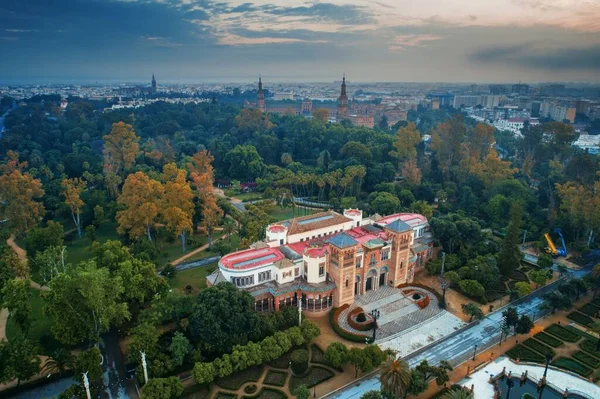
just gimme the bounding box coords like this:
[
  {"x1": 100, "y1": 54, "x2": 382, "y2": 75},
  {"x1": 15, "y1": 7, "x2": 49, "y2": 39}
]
[{"x1": 379, "y1": 266, "x2": 388, "y2": 288}]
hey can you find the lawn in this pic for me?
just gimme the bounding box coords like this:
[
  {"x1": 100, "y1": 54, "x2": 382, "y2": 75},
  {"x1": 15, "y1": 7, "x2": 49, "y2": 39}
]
[
  {"x1": 64, "y1": 221, "x2": 121, "y2": 265},
  {"x1": 6, "y1": 288, "x2": 63, "y2": 355},
  {"x1": 268, "y1": 206, "x2": 317, "y2": 222},
  {"x1": 288, "y1": 365, "x2": 335, "y2": 392},
  {"x1": 168, "y1": 263, "x2": 218, "y2": 293}
]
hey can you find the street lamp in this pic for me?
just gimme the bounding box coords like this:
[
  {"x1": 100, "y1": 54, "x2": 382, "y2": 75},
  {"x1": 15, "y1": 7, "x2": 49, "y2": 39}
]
[
  {"x1": 543, "y1": 354, "x2": 552, "y2": 381},
  {"x1": 506, "y1": 378, "x2": 514, "y2": 398},
  {"x1": 472, "y1": 344, "x2": 477, "y2": 361},
  {"x1": 370, "y1": 309, "x2": 381, "y2": 342},
  {"x1": 439, "y1": 278, "x2": 450, "y2": 310}
]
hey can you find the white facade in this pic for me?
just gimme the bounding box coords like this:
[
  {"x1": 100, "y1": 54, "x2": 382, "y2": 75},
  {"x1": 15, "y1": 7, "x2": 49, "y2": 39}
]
[{"x1": 287, "y1": 221, "x2": 354, "y2": 244}]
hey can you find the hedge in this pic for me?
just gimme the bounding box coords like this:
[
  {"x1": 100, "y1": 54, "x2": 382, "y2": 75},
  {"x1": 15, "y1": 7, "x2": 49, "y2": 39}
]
[
  {"x1": 215, "y1": 366, "x2": 264, "y2": 390},
  {"x1": 551, "y1": 357, "x2": 592, "y2": 377},
  {"x1": 578, "y1": 304, "x2": 600, "y2": 317},
  {"x1": 397, "y1": 283, "x2": 443, "y2": 304},
  {"x1": 567, "y1": 311, "x2": 594, "y2": 327},
  {"x1": 533, "y1": 332, "x2": 563, "y2": 348},
  {"x1": 290, "y1": 349, "x2": 309, "y2": 375},
  {"x1": 545, "y1": 324, "x2": 581, "y2": 343},
  {"x1": 510, "y1": 269, "x2": 529, "y2": 282},
  {"x1": 505, "y1": 344, "x2": 545, "y2": 363},
  {"x1": 215, "y1": 393, "x2": 237, "y2": 399},
  {"x1": 241, "y1": 387, "x2": 287, "y2": 399},
  {"x1": 182, "y1": 384, "x2": 211, "y2": 399},
  {"x1": 579, "y1": 339, "x2": 600, "y2": 356},
  {"x1": 347, "y1": 307, "x2": 375, "y2": 331},
  {"x1": 522, "y1": 338, "x2": 555, "y2": 358},
  {"x1": 572, "y1": 351, "x2": 600, "y2": 368},
  {"x1": 289, "y1": 365, "x2": 335, "y2": 392},
  {"x1": 263, "y1": 370, "x2": 288, "y2": 387},
  {"x1": 330, "y1": 306, "x2": 369, "y2": 342}
]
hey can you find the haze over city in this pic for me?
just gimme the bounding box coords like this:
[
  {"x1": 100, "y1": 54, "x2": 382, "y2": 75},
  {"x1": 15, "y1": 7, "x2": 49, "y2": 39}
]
[{"x1": 2, "y1": 0, "x2": 600, "y2": 83}]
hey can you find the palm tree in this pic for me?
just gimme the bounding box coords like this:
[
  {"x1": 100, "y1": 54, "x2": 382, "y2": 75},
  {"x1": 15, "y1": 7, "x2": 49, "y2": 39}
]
[
  {"x1": 42, "y1": 348, "x2": 74, "y2": 377},
  {"x1": 443, "y1": 388, "x2": 474, "y2": 399},
  {"x1": 379, "y1": 358, "x2": 411, "y2": 399},
  {"x1": 222, "y1": 219, "x2": 236, "y2": 243}
]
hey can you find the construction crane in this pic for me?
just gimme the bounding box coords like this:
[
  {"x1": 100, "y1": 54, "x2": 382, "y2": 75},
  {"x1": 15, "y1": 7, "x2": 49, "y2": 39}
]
[{"x1": 544, "y1": 228, "x2": 567, "y2": 257}]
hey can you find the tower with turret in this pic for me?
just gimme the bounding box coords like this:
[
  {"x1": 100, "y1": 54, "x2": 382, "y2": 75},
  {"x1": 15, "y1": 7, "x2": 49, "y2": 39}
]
[
  {"x1": 257, "y1": 76, "x2": 266, "y2": 112},
  {"x1": 151, "y1": 74, "x2": 157, "y2": 94},
  {"x1": 337, "y1": 74, "x2": 348, "y2": 119}
]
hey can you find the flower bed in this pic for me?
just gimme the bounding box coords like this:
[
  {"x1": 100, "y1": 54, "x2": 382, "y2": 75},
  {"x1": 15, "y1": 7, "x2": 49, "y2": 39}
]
[
  {"x1": 241, "y1": 388, "x2": 287, "y2": 399},
  {"x1": 578, "y1": 304, "x2": 600, "y2": 317},
  {"x1": 505, "y1": 344, "x2": 545, "y2": 363},
  {"x1": 310, "y1": 344, "x2": 340, "y2": 371},
  {"x1": 545, "y1": 324, "x2": 581, "y2": 343},
  {"x1": 533, "y1": 332, "x2": 563, "y2": 348},
  {"x1": 415, "y1": 295, "x2": 430, "y2": 309},
  {"x1": 578, "y1": 339, "x2": 600, "y2": 356},
  {"x1": 522, "y1": 338, "x2": 555, "y2": 358},
  {"x1": 215, "y1": 393, "x2": 237, "y2": 399},
  {"x1": 397, "y1": 283, "x2": 443, "y2": 304},
  {"x1": 551, "y1": 357, "x2": 592, "y2": 377},
  {"x1": 510, "y1": 269, "x2": 529, "y2": 282},
  {"x1": 330, "y1": 306, "x2": 369, "y2": 342},
  {"x1": 567, "y1": 311, "x2": 594, "y2": 327},
  {"x1": 289, "y1": 366, "x2": 335, "y2": 393},
  {"x1": 215, "y1": 366, "x2": 264, "y2": 390},
  {"x1": 347, "y1": 307, "x2": 374, "y2": 331},
  {"x1": 572, "y1": 351, "x2": 600, "y2": 368},
  {"x1": 263, "y1": 370, "x2": 288, "y2": 387}
]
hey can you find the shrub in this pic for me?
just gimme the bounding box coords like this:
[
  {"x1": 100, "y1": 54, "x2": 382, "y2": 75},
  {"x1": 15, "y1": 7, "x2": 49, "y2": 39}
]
[
  {"x1": 330, "y1": 306, "x2": 369, "y2": 342},
  {"x1": 241, "y1": 388, "x2": 287, "y2": 399},
  {"x1": 289, "y1": 366, "x2": 335, "y2": 392},
  {"x1": 263, "y1": 370, "x2": 288, "y2": 387},
  {"x1": 578, "y1": 304, "x2": 600, "y2": 317},
  {"x1": 567, "y1": 311, "x2": 594, "y2": 327},
  {"x1": 579, "y1": 339, "x2": 600, "y2": 356},
  {"x1": 510, "y1": 269, "x2": 529, "y2": 282},
  {"x1": 572, "y1": 351, "x2": 600, "y2": 368},
  {"x1": 290, "y1": 349, "x2": 309, "y2": 375},
  {"x1": 215, "y1": 366, "x2": 264, "y2": 390},
  {"x1": 244, "y1": 385, "x2": 258, "y2": 394},
  {"x1": 505, "y1": 344, "x2": 545, "y2": 363},
  {"x1": 533, "y1": 332, "x2": 563, "y2": 348},
  {"x1": 310, "y1": 344, "x2": 339, "y2": 370},
  {"x1": 551, "y1": 357, "x2": 592, "y2": 377},
  {"x1": 545, "y1": 324, "x2": 580, "y2": 343},
  {"x1": 356, "y1": 313, "x2": 366, "y2": 322},
  {"x1": 522, "y1": 338, "x2": 555, "y2": 358}
]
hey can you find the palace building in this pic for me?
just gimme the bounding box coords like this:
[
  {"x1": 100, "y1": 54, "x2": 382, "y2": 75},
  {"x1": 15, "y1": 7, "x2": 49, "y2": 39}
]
[{"x1": 207, "y1": 209, "x2": 434, "y2": 313}]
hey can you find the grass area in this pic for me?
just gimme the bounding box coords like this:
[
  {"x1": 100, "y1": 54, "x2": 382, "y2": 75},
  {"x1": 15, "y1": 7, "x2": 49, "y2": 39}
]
[
  {"x1": 578, "y1": 304, "x2": 600, "y2": 317},
  {"x1": 522, "y1": 338, "x2": 555, "y2": 358},
  {"x1": 288, "y1": 365, "x2": 335, "y2": 392},
  {"x1": 567, "y1": 311, "x2": 595, "y2": 326},
  {"x1": 545, "y1": 324, "x2": 581, "y2": 343},
  {"x1": 168, "y1": 263, "x2": 218, "y2": 293},
  {"x1": 5, "y1": 288, "x2": 63, "y2": 355},
  {"x1": 505, "y1": 344, "x2": 545, "y2": 363},
  {"x1": 64, "y1": 221, "x2": 121, "y2": 264},
  {"x1": 215, "y1": 366, "x2": 264, "y2": 390},
  {"x1": 183, "y1": 384, "x2": 211, "y2": 399},
  {"x1": 551, "y1": 357, "x2": 592, "y2": 377},
  {"x1": 572, "y1": 351, "x2": 600, "y2": 368},
  {"x1": 268, "y1": 206, "x2": 318, "y2": 222},
  {"x1": 533, "y1": 332, "x2": 563, "y2": 348},
  {"x1": 263, "y1": 370, "x2": 288, "y2": 387}
]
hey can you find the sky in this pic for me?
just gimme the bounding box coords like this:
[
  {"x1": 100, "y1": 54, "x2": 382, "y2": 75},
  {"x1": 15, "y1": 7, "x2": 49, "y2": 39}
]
[{"x1": 1, "y1": 0, "x2": 600, "y2": 84}]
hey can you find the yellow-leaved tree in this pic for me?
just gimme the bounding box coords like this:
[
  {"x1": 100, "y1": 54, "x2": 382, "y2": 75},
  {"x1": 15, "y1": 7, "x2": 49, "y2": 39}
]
[
  {"x1": 61, "y1": 177, "x2": 87, "y2": 238},
  {"x1": 103, "y1": 122, "x2": 140, "y2": 197},
  {"x1": 116, "y1": 172, "x2": 164, "y2": 241},
  {"x1": 161, "y1": 163, "x2": 194, "y2": 252}
]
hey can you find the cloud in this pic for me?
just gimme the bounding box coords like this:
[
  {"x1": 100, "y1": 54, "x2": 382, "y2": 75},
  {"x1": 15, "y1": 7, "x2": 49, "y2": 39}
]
[
  {"x1": 471, "y1": 43, "x2": 600, "y2": 70},
  {"x1": 217, "y1": 34, "x2": 329, "y2": 46},
  {"x1": 388, "y1": 34, "x2": 444, "y2": 52}
]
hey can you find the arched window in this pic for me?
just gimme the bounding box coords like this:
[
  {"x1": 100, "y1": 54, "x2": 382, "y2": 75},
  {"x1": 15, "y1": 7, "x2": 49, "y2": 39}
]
[{"x1": 369, "y1": 253, "x2": 376, "y2": 267}]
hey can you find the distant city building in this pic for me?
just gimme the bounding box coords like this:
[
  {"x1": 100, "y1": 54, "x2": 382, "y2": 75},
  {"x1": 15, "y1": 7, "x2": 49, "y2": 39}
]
[
  {"x1": 453, "y1": 95, "x2": 501, "y2": 109},
  {"x1": 489, "y1": 84, "x2": 508, "y2": 95},
  {"x1": 273, "y1": 92, "x2": 294, "y2": 101},
  {"x1": 151, "y1": 74, "x2": 157, "y2": 94},
  {"x1": 530, "y1": 101, "x2": 541, "y2": 117},
  {"x1": 540, "y1": 101, "x2": 576, "y2": 123},
  {"x1": 511, "y1": 84, "x2": 529, "y2": 96},
  {"x1": 426, "y1": 93, "x2": 453, "y2": 107},
  {"x1": 572, "y1": 134, "x2": 600, "y2": 155}
]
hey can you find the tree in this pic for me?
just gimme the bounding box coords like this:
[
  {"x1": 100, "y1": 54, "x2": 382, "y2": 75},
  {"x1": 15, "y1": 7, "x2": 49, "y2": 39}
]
[
  {"x1": 458, "y1": 280, "x2": 485, "y2": 299},
  {"x1": 201, "y1": 194, "x2": 223, "y2": 248},
  {"x1": 498, "y1": 203, "x2": 523, "y2": 276},
  {"x1": 502, "y1": 307, "x2": 519, "y2": 329},
  {"x1": 42, "y1": 348, "x2": 74, "y2": 377},
  {"x1": 294, "y1": 384, "x2": 311, "y2": 399},
  {"x1": 312, "y1": 108, "x2": 329, "y2": 124},
  {"x1": 569, "y1": 279, "x2": 587, "y2": 300},
  {"x1": 360, "y1": 391, "x2": 383, "y2": 399},
  {"x1": 3, "y1": 336, "x2": 41, "y2": 386},
  {"x1": 117, "y1": 172, "x2": 164, "y2": 241},
  {"x1": 188, "y1": 282, "x2": 261, "y2": 354},
  {"x1": 192, "y1": 362, "x2": 215, "y2": 385},
  {"x1": 43, "y1": 261, "x2": 129, "y2": 344},
  {"x1": 390, "y1": 122, "x2": 420, "y2": 165},
  {"x1": 537, "y1": 254, "x2": 554, "y2": 268},
  {"x1": 514, "y1": 281, "x2": 532, "y2": 297},
  {"x1": 141, "y1": 377, "x2": 184, "y2": 399},
  {"x1": 161, "y1": 164, "x2": 194, "y2": 252},
  {"x1": 515, "y1": 315, "x2": 534, "y2": 335},
  {"x1": 401, "y1": 159, "x2": 422, "y2": 185},
  {"x1": 443, "y1": 388, "x2": 474, "y2": 399},
  {"x1": 25, "y1": 221, "x2": 63, "y2": 260},
  {"x1": 290, "y1": 349, "x2": 309, "y2": 374},
  {"x1": 300, "y1": 319, "x2": 321, "y2": 342},
  {"x1": 528, "y1": 269, "x2": 550, "y2": 289},
  {"x1": 61, "y1": 177, "x2": 86, "y2": 238},
  {"x1": 224, "y1": 145, "x2": 266, "y2": 180},
  {"x1": 223, "y1": 219, "x2": 236, "y2": 243},
  {"x1": 379, "y1": 358, "x2": 411, "y2": 399},
  {"x1": 169, "y1": 332, "x2": 191, "y2": 367},
  {"x1": 413, "y1": 359, "x2": 453, "y2": 387},
  {"x1": 74, "y1": 347, "x2": 103, "y2": 386},
  {"x1": 369, "y1": 192, "x2": 400, "y2": 216},
  {"x1": 0, "y1": 152, "x2": 45, "y2": 235},
  {"x1": 541, "y1": 292, "x2": 570, "y2": 314},
  {"x1": 1, "y1": 278, "x2": 31, "y2": 334},
  {"x1": 325, "y1": 342, "x2": 349, "y2": 369},
  {"x1": 461, "y1": 303, "x2": 483, "y2": 322},
  {"x1": 103, "y1": 122, "x2": 140, "y2": 176}
]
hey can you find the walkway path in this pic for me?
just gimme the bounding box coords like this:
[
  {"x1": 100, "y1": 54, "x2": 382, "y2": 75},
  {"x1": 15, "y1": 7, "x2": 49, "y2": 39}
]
[{"x1": 170, "y1": 234, "x2": 229, "y2": 266}]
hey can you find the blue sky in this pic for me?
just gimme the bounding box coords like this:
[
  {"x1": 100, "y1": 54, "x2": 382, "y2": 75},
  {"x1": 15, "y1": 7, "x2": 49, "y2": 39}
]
[{"x1": 1, "y1": 0, "x2": 600, "y2": 83}]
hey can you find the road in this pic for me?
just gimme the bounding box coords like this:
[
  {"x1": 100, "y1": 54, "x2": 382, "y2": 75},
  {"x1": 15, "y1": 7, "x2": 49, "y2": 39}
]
[{"x1": 328, "y1": 269, "x2": 587, "y2": 399}]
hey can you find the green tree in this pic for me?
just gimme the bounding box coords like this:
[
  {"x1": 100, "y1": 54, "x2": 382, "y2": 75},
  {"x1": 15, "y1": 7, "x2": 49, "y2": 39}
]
[
  {"x1": 541, "y1": 292, "x2": 570, "y2": 314},
  {"x1": 42, "y1": 348, "x2": 74, "y2": 378},
  {"x1": 413, "y1": 360, "x2": 453, "y2": 387},
  {"x1": 514, "y1": 281, "x2": 532, "y2": 297},
  {"x1": 294, "y1": 384, "x2": 311, "y2": 399},
  {"x1": 369, "y1": 192, "x2": 400, "y2": 216},
  {"x1": 537, "y1": 254, "x2": 554, "y2": 268},
  {"x1": 141, "y1": 377, "x2": 184, "y2": 399},
  {"x1": 224, "y1": 145, "x2": 266, "y2": 180},
  {"x1": 360, "y1": 391, "x2": 383, "y2": 399},
  {"x1": 461, "y1": 303, "x2": 484, "y2": 322},
  {"x1": 192, "y1": 362, "x2": 215, "y2": 385},
  {"x1": 325, "y1": 342, "x2": 349, "y2": 369},
  {"x1": 1, "y1": 278, "x2": 31, "y2": 334},
  {"x1": 515, "y1": 314, "x2": 534, "y2": 335},
  {"x1": 443, "y1": 388, "x2": 474, "y2": 399},
  {"x1": 7, "y1": 336, "x2": 41, "y2": 386},
  {"x1": 458, "y1": 280, "x2": 485, "y2": 299},
  {"x1": 498, "y1": 203, "x2": 523, "y2": 276},
  {"x1": 502, "y1": 307, "x2": 519, "y2": 329},
  {"x1": 300, "y1": 320, "x2": 321, "y2": 342},
  {"x1": 169, "y1": 332, "x2": 191, "y2": 367},
  {"x1": 74, "y1": 348, "x2": 104, "y2": 387},
  {"x1": 379, "y1": 357, "x2": 411, "y2": 399},
  {"x1": 528, "y1": 269, "x2": 550, "y2": 289}
]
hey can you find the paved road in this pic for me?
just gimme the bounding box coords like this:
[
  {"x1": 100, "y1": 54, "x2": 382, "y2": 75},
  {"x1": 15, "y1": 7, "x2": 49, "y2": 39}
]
[{"x1": 328, "y1": 269, "x2": 587, "y2": 399}]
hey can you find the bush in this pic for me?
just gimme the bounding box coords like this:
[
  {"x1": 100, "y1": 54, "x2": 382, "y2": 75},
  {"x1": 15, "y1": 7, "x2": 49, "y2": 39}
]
[
  {"x1": 522, "y1": 338, "x2": 555, "y2": 358},
  {"x1": 310, "y1": 344, "x2": 339, "y2": 370},
  {"x1": 244, "y1": 385, "x2": 258, "y2": 394},
  {"x1": 289, "y1": 366, "x2": 335, "y2": 392},
  {"x1": 551, "y1": 357, "x2": 592, "y2": 377},
  {"x1": 356, "y1": 313, "x2": 367, "y2": 322},
  {"x1": 397, "y1": 283, "x2": 443, "y2": 303},
  {"x1": 510, "y1": 269, "x2": 529, "y2": 282},
  {"x1": 330, "y1": 306, "x2": 369, "y2": 342},
  {"x1": 579, "y1": 339, "x2": 600, "y2": 356},
  {"x1": 533, "y1": 332, "x2": 563, "y2": 348},
  {"x1": 572, "y1": 351, "x2": 600, "y2": 368},
  {"x1": 577, "y1": 304, "x2": 600, "y2": 317},
  {"x1": 545, "y1": 324, "x2": 580, "y2": 343},
  {"x1": 263, "y1": 370, "x2": 288, "y2": 387},
  {"x1": 290, "y1": 349, "x2": 309, "y2": 375},
  {"x1": 567, "y1": 311, "x2": 594, "y2": 326},
  {"x1": 505, "y1": 344, "x2": 545, "y2": 363}
]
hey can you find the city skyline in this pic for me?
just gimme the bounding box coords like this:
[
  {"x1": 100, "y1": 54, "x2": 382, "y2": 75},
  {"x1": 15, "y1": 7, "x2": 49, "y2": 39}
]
[{"x1": 1, "y1": 0, "x2": 600, "y2": 84}]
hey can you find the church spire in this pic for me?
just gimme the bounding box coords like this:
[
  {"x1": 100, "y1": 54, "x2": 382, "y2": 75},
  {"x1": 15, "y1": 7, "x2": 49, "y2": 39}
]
[
  {"x1": 341, "y1": 73, "x2": 347, "y2": 96},
  {"x1": 258, "y1": 75, "x2": 263, "y2": 91}
]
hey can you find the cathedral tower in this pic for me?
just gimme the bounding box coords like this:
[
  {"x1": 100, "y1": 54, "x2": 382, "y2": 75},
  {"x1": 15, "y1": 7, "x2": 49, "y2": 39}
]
[
  {"x1": 151, "y1": 74, "x2": 157, "y2": 94},
  {"x1": 257, "y1": 76, "x2": 266, "y2": 112},
  {"x1": 337, "y1": 74, "x2": 348, "y2": 119}
]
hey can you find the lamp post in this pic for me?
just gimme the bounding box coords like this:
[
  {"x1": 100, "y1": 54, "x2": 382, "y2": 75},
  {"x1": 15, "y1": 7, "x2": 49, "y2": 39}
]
[
  {"x1": 472, "y1": 344, "x2": 478, "y2": 361},
  {"x1": 440, "y1": 278, "x2": 449, "y2": 310},
  {"x1": 505, "y1": 378, "x2": 514, "y2": 399},
  {"x1": 298, "y1": 298, "x2": 303, "y2": 326},
  {"x1": 440, "y1": 252, "x2": 446, "y2": 277},
  {"x1": 370, "y1": 309, "x2": 381, "y2": 342},
  {"x1": 543, "y1": 354, "x2": 552, "y2": 381}
]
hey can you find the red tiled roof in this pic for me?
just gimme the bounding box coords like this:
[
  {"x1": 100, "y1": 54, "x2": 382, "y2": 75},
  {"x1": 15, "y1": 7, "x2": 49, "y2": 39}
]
[
  {"x1": 219, "y1": 247, "x2": 284, "y2": 270},
  {"x1": 285, "y1": 211, "x2": 352, "y2": 235},
  {"x1": 377, "y1": 213, "x2": 427, "y2": 228}
]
